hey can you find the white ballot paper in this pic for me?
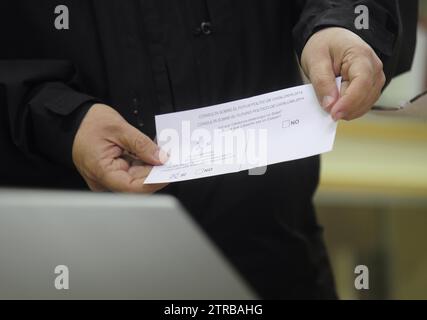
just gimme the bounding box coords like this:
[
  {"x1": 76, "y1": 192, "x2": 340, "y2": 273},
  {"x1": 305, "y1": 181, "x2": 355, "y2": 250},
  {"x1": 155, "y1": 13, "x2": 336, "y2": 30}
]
[{"x1": 145, "y1": 79, "x2": 340, "y2": 184}]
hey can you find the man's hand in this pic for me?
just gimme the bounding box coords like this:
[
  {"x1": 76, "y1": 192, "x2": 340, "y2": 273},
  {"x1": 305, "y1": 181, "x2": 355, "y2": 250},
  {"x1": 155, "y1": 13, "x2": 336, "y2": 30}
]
[
  {"x1": 72, "y1": 103, "x2": 168, "y2": 193},
  {"x1": 301, "y1": 27, "x2": 386, "y2": 121}
]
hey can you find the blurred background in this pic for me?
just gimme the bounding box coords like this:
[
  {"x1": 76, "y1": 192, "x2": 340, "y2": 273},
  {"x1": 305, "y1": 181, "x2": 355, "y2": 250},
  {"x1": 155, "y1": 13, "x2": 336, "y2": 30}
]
[{"x1": 315, "y1": 3, "x2": 427, "y2": 300}]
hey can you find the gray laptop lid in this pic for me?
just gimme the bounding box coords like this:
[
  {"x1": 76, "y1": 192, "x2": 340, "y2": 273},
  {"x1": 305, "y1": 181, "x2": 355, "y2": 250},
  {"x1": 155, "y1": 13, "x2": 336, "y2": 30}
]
[{"x1": 0, "y1": 190, "x2": 254, "y2": 300}]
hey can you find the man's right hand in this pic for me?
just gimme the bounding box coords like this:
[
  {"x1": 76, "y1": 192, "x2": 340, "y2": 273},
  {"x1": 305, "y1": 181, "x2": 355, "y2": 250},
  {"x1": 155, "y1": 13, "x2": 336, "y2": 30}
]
[{"x1": 72, "y1": 103, "x2": 168, "y2": 193}]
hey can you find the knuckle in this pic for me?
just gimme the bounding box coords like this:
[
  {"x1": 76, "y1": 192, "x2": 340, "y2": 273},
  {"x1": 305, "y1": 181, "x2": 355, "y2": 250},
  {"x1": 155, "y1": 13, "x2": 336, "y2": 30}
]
[
  {"x1": 376, "y1": 57, "x2": 384, "y2": 72},
  {"x1": 358, "y1": 46, "x2": 381, "y2": 70},
  {"x1": 358, "y1": 45, "x2": 374, "y2": 58},
  {"x1": 363, "y1": 48, "x2": 382, "y2": 73}
]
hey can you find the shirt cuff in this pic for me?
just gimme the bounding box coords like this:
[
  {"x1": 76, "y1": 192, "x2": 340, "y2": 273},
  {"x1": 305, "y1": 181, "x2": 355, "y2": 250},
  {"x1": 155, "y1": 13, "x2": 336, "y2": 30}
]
[
  {"x1": 28, "y1": 82, "x2": 100, "y2": 168},
  {"x1": 293, "y1": 5, "x2": 397, "y2": 62}
]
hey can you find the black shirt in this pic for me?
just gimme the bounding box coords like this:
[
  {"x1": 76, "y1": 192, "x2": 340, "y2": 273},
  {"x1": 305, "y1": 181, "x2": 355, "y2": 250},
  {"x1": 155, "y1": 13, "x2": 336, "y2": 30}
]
[
  {"x1": 0, "y1": 0, "x2": 415, "y2": 186},
  {"x1": 0, "y1": 0, "x2": 418, "y2": 299}
]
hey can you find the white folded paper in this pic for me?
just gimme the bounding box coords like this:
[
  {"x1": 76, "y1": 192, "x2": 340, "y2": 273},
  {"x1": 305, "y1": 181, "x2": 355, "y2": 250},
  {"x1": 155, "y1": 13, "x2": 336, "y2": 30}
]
[{"x1": 145, "y1": 79, "x2": 340, "y2": 184}]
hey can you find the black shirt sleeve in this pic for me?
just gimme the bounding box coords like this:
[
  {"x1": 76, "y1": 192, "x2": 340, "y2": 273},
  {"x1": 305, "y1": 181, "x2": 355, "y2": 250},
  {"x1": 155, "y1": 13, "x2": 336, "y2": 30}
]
[
  {"x1": 0, "y1": 60, "x2": 100, "y2": 168},
  {"x1": 292, "y1": 0, "x2": 418, "y2": 82}
]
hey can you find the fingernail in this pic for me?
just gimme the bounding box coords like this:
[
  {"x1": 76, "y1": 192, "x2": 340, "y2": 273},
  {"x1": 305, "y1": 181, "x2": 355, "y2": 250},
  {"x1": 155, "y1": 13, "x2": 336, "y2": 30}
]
[
  {"x1": 334, "y1": 111, "x2": 345, "y2": 121},
  {"x1": 322, "y1": 96, "x2": 335, "y2": 110},
  {"x1": 154, "y1": 148, "x2": 169, "y2": 164}
]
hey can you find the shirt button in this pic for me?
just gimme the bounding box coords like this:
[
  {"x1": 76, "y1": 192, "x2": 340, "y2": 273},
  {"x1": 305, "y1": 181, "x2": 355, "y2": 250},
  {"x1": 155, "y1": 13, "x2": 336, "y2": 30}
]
[
  {"x1": 201, "y1": 22, "x2": 212, "y2": 35},
  {"x1": 194, "y1": 21, "x2": 212, "y2": 36}
]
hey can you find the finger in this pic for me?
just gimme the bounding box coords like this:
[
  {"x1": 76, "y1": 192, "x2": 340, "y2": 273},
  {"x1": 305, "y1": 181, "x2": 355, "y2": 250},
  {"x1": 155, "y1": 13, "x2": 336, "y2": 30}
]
[
  {"x1": 101, "y1": 156, "x2": 130, "y2": 172},
  {"x1": 104, "y1": 170, "x2": 168, "y2": 193},
  {"x1": 345, "y1": 73, "x2": 385, "y2": 120},
  {"x1": 97, "y1": 157, "x2": 134, "y2": 192},
  {"x1": 116, "y1": 124, "x2": 168, "y2": 165},
  {"x1": 128, "y1": 165, "x2": 152, "y2": 179},
  {"x1": 100, "y1": 163, "x2": 168, "y2": 193},
  {"x1": 305, "y1": 50, "x2": 340, "y2": 111},
  {"x1": 128, "y1": 165, "x2": 169, "y2": 193},
  {"x1": 101, "y1": 169, "x2": 149, "y2": 193},
  {"x1": 339, "y1": 80, "x2": 350, "y2": 98},
  {"x1": 100, "y1": 170, "x2": 137, "y2": 192},
  {"x1": 331, "y1": 51, "x2": 384, "y2": 121},
  {"x1": 333, "y1": 72, "x2": 383, "y2": 121},
  {"x1": 331, "y1": 72, "x2": 374, "y2": 121}
]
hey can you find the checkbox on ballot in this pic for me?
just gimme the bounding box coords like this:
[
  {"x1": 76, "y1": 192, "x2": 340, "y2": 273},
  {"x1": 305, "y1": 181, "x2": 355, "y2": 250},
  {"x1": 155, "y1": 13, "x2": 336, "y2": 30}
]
[{"x1": 282, "y1": 120, "x2": 291, "y2": 128}]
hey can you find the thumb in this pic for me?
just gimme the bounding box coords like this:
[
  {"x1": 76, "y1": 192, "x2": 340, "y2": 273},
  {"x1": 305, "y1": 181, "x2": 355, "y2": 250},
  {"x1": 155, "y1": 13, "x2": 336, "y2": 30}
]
[
  {"x1": 304, "y1": 52, "x2": 340, "y2": 112},
  {"x1": 117, "y1": 124, "x2": 167, "y2": 165}
]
